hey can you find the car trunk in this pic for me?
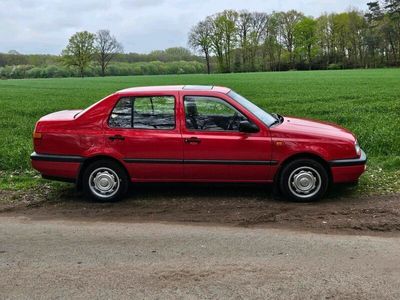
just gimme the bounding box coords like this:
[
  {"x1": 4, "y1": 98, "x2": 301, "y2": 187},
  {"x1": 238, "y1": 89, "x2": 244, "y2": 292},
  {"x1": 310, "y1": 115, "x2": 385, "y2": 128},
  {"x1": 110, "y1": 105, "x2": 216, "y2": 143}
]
[{"x1": 38, "y1": 110, "x2": 83, "y2": 122}]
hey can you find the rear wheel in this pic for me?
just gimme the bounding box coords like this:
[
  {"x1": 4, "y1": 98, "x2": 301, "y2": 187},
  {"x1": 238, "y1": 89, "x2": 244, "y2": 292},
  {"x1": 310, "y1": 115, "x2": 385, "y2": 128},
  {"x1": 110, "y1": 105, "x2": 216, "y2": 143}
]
[
  {"x1": 82, "y1": 160, "x2": 128, "y2": 202},
  {"x1": 279, "y1": 159, "x2": 329, "y2": 202}
]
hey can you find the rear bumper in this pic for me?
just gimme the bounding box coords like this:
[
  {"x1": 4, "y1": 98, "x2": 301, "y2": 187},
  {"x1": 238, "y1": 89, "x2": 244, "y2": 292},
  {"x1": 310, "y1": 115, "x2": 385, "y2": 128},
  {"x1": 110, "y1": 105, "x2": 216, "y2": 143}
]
[
  {"x1": 329, "y1": 149, "x2": 367, "y2": 183},
  {"x1": 31, "y1": 152, "x2": 83, "y2": 182}
]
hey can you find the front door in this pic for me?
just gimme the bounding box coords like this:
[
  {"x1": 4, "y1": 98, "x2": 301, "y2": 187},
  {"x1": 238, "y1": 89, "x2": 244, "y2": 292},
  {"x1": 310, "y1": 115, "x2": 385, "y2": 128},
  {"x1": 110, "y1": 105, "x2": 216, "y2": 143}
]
[
  {"x1": 181, "y1": 94, "x2": 273, "y2": 181},
  {"x1": 106, "y1": 93, "x2": 183, "y2": 181}
]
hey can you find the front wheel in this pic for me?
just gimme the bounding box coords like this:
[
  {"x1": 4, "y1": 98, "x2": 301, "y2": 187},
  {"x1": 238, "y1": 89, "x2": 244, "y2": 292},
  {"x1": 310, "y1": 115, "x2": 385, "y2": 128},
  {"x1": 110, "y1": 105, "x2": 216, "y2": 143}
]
[
  {"x1": 279, "y1": 159, "x2": 329, "y2": 202},
  {"x1": 82, "y1": 160, "x2": 128, "y2": 202}
]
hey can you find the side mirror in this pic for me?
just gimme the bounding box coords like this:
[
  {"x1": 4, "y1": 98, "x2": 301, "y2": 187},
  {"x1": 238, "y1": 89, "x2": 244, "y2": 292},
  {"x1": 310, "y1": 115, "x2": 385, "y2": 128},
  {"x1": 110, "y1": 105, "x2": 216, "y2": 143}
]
[{"x1": 239, "y1": 121, "x2": 259, "y2": 133}]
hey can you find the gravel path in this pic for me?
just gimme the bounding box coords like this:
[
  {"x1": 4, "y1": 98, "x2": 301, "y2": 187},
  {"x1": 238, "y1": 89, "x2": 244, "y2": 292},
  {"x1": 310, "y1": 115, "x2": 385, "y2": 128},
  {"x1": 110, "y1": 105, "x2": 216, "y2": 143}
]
[{"x1": 1, "y1": 217, "x2": 400, "y2": 299}]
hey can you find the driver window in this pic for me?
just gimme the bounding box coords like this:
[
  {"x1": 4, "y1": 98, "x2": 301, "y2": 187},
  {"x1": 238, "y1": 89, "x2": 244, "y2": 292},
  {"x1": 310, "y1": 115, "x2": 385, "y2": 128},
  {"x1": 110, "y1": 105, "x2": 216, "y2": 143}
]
[{"x1": 184, "y1": 96, "x2": 246, "y2": 131}]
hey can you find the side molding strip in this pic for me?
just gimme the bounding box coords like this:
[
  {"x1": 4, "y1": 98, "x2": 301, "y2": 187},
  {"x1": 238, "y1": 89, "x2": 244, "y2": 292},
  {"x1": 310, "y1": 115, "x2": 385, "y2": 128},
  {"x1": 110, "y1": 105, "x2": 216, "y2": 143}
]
[
  {"x1": 31, "y1": 152, "x2": 279, "y2": 166},
  {"x1": 123, "y1": 158, "x2": 278, "y2": 166},
  {"x1": 123, "y1": 158, "x2": 183, "y2": 164},
  {"x1": 30, "y1": 152, "x2": 84, "y2": 163}
]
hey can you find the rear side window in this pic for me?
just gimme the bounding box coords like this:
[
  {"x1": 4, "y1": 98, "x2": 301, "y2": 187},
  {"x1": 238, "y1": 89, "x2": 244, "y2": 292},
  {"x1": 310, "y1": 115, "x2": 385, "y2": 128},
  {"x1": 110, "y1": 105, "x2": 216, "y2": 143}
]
[
  {"x1": 109, "y1": 96, "x2": 175, "y2": 130},
  {"x1": 109, "y1": 97, "x2": 132, "y2": 128}
]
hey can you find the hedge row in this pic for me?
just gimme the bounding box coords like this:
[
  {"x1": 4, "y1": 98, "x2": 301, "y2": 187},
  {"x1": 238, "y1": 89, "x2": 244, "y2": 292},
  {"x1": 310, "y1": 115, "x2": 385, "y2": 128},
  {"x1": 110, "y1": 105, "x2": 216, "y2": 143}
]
[{"x1": 0, "y1": 61, "x2": 206, "y2": 79}]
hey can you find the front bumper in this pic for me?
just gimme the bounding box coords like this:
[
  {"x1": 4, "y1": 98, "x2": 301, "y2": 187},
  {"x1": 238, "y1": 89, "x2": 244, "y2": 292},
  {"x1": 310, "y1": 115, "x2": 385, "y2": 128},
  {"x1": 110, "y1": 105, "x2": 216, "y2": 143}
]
[
  {"x1": 329, "y1": 149, "x2": 367, "y2": 183},
  {"x1": 329, "y1": 149, "x2": 367, "y2": 167}
]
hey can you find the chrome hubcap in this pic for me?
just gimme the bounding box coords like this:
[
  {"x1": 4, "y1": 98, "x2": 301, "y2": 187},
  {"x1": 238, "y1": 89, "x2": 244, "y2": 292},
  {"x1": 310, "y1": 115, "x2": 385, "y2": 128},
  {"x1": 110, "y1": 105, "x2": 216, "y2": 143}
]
[
  {"x1": 288, "y1": 166, "x2": 321, "y2": 199},
  {"x1": 89, "y1": 167, "x2": 120, "y2": 199}
]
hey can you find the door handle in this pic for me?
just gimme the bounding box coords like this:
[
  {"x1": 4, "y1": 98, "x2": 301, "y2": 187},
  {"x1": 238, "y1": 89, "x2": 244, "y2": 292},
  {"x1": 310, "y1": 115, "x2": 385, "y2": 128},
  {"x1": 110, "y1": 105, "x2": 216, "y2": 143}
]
[
  {"x1": 109, "y1": 134, "x2": 125, "y2": 141},
  {"x1": 184, "y1": 137, "x2": 201, "y2": 144}
]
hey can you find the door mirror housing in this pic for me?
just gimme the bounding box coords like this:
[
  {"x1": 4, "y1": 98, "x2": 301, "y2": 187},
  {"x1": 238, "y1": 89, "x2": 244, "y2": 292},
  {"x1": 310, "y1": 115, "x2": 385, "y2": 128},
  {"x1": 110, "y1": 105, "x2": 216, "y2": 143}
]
[{"x1": 239, "y1": 121, "x2": 259, "y2": 133}]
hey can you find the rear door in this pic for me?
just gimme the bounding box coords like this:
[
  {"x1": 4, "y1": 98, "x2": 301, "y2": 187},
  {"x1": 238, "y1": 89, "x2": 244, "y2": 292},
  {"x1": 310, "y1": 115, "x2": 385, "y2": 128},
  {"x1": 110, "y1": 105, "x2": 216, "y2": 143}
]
[
  {"x1": 180, "y1": 92, "x2": 273, "y2": 181},
  {"x1": 105, "y1": 91, "x2": 183, "y2": 181}
]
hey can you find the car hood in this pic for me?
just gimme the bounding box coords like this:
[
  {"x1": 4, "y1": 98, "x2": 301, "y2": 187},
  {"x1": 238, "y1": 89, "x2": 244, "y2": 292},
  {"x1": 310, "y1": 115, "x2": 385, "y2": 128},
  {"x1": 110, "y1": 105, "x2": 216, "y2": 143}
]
[{"x1": 272, "y1": 116, "x2": 356, "y2": 142}]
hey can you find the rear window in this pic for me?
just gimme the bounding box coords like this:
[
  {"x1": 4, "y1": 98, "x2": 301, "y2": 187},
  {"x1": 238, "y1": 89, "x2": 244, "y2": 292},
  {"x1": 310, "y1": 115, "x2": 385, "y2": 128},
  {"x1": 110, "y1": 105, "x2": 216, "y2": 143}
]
[{"x1": 109, "y1": 96, "x2": 175, "y2": 130}]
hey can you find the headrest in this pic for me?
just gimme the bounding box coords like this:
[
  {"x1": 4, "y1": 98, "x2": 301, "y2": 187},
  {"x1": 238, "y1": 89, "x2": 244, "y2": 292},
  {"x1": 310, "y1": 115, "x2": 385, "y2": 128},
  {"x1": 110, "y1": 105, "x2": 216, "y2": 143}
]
[{"x1": 186, "y1": 101, "x2": 198, "y2": 116}]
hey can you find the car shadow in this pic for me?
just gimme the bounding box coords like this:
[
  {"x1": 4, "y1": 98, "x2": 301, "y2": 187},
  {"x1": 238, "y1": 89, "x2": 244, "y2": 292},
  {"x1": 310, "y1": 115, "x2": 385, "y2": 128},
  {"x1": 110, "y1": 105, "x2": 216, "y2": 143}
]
[
  {"x1": 56, "y1": 181, "x2": 360, "y2": 206},
  {"x1": 130, "y1": 182, "x2": 274, "y2": 198}
]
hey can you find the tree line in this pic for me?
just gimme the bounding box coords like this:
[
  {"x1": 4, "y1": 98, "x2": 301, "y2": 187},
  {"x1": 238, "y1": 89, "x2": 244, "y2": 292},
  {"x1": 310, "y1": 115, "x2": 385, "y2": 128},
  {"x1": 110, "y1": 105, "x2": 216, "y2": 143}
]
[
  {"x1": 1, "y1": 0, "x2": 399, "y2": 79},
  {"x1": 0, "y1": 47, "x2": 201, "y2": 68},
  {"x1": 0, "y1": 61, "x2": 205, "y2": 79},
  {"x1": 0, "y1": 35, "x2": 204, "y2": 79},
  {"x1": 188, "y1": 0, "x2": 400, "y2": 73}
]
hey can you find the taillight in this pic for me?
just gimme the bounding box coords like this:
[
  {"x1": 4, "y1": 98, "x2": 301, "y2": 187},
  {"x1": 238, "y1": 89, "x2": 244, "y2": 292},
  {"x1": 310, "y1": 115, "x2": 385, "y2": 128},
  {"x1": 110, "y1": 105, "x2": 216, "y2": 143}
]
[
  {"x1": 355, "y1": 140, "x2": 361, "y2": 157},
  {"x1": 33, "y1": 132, "x2": 42, "y2": 139}
]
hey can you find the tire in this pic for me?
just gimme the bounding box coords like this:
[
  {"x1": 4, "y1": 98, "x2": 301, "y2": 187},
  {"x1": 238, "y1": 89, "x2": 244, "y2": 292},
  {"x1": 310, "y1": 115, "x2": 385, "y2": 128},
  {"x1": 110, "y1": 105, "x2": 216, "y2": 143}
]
[
  {"x1": 279, "y1": 159, "x2": 329, "y2": 202},
  {"x1": 82, "y1": 159, "x2": 128, "y2": 202}
]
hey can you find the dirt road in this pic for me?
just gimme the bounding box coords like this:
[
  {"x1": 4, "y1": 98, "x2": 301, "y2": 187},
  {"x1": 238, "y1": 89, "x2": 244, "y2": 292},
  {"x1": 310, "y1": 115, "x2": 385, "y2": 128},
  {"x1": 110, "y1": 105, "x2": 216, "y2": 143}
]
[
  {"x1": 1, "y1": 185, "x2": 400, "y2": 298},
  {"x1": 1, "y1": 183, "x2": 400, "y2": 235},
  {"x1": 1, "y1": 217, "x2": 400, "y2": 299}
]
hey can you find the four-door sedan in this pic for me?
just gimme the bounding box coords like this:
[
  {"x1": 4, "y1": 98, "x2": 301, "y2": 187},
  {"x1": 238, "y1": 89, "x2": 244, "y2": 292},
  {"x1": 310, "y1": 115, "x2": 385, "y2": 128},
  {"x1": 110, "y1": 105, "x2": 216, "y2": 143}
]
[{"x1": 31, "y1": 85, "x2": 367, "y2": 202}]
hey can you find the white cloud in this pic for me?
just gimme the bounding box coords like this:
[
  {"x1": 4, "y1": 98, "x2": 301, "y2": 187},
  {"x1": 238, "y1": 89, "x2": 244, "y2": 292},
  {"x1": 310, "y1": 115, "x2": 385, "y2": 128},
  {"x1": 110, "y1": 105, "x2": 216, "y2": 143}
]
[{"x1": 0, "y1": 0, "x2": 367, "y2": 54}]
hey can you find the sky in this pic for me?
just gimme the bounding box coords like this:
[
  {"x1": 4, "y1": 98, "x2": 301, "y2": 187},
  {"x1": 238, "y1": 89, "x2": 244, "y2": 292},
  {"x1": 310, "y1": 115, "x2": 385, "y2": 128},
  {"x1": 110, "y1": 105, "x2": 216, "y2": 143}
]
[{"x1": 0, "y1": 0, "x2": 367, "y2": 55}]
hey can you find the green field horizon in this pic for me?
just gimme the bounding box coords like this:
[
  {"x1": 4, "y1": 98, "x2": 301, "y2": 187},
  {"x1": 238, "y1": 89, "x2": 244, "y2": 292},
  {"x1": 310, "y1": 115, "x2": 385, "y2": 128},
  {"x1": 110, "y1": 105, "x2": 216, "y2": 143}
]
[{"x1": 0, "y1": 69, "x2": 399, "y2": 194}]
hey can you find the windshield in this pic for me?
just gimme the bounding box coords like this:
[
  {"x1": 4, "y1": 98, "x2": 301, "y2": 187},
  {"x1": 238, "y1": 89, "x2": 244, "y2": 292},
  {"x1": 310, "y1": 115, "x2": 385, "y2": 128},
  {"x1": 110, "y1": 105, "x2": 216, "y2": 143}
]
[{"x1": 228, "y1": 91, "x2": 277, "y2": 127}]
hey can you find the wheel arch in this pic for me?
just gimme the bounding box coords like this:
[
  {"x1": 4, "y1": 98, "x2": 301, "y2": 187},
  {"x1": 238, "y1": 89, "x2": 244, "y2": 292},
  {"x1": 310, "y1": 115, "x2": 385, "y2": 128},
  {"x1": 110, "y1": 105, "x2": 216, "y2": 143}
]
[
  {"x1": 274, "y1": 152, "x2": 332, "y2": 185},
  {"x1": 76, "y1": 155, "x2": 130, "y2": 190}
]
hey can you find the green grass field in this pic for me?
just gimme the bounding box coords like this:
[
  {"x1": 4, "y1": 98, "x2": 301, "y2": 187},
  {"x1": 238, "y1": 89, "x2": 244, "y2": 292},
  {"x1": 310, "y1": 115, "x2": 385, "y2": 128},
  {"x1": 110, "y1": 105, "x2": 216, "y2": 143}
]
[{"x1": 0, "y1": 69, "x2": 399, "y2": 194}]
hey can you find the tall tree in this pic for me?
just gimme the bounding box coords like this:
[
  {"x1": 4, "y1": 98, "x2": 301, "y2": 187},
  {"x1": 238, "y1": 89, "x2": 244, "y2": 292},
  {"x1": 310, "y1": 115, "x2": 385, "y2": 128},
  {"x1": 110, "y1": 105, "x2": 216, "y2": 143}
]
[
  {"x1": 95, "y1": 30, "x2": 123, "y2": 76},
  {"x1": 62, "y1": 31, "x2": 95, "y2": 77},
  {"x1": 213, "y1": 10, "x2": 238, "y2": 72},
  {"x1": 384, "y1": 0, "x2": 400, "y2": 64},
  {"x1": 331, "y1": 13, "x2": 349, "y2": 66},
  {"x1": 209, "y1": 14, "x2": 225, "y2": 72},
  {"x1": 248, "y1": 12, "x2": 269, "y2": 71},
  {"x1": 280, "y1": 10, "x2": 305, "y2": 68},
  {"x1": 316, "y1": 14, "x2": 335, "y2": 67},
  {"x1": 294, "y1": 17, "x2": 318, "y2": 69},
  {"x1": 262, "y1": 12, "x2": 284, "y2": 71},
  {"x1": 347, "y1": 11, "x2": 368, "y2": 67},
  {"x1": 188, "y1": 18, "x2": 213, "y2": 74},
  {"x1": 237, "y1": 11, "x2": 253, "y2": 71},
  {"x1": 237, "y1": 11, "x2": 268, "y2": 71}
]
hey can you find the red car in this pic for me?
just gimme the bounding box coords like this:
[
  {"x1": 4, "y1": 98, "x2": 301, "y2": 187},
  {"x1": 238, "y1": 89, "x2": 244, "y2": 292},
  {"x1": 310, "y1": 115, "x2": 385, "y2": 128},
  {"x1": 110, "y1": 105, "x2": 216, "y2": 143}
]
[{"x1": 31, "y1": 85, "x2": 366, "y2": 202}]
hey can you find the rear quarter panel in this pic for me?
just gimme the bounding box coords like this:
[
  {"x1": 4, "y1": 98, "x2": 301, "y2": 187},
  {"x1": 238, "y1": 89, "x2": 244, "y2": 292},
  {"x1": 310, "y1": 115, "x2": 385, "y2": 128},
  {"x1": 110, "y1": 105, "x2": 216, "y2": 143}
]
[{"x1": 34, "y1": 94, "x2": 119, "y2": 157}]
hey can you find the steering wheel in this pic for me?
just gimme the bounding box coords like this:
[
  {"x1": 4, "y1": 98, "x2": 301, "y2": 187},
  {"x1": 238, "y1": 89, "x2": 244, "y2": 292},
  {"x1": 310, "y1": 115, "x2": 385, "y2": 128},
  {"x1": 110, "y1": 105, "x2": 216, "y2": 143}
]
[
  {"x1": 199, "y1": 118, "x2": 213, "y2": 130},
  {"x1": 227, "y1": 112, "x2": 239, "y2": 130}
]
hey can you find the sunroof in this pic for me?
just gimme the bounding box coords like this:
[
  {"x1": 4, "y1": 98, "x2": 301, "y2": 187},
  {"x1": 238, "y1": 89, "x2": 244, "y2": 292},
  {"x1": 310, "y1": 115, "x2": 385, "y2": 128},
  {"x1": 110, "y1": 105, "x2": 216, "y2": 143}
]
[{"x1": 183, "y1": 85, "x2": 214, "y2": 90}]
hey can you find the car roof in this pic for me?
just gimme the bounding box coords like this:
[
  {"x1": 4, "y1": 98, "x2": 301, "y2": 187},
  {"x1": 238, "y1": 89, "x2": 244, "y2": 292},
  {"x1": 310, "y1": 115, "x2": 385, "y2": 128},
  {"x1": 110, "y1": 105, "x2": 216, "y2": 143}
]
[{"x1": 116, "y1": 85, "x2": 231, "y2": 94}]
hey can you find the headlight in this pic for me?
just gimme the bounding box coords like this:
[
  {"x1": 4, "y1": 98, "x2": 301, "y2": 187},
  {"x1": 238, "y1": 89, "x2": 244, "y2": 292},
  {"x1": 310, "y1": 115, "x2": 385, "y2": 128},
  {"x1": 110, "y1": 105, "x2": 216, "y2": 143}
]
[{"x1": 355, "y1": 140, "x2": 361, "y2": 157}]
